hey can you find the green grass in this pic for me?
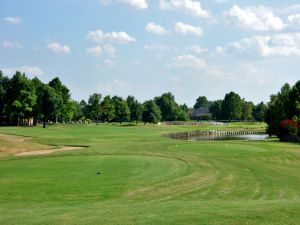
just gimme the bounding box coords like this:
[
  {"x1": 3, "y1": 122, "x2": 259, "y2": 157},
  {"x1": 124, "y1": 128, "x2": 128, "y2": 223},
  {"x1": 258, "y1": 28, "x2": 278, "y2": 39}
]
[{"x1": 0, "y1": 123, "x2": 299, "y2": 225}]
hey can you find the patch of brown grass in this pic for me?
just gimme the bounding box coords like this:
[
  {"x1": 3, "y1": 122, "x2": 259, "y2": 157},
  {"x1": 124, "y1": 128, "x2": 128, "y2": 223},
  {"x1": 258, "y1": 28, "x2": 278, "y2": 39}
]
[{"x1": 0, "y1": 134, "x2": 53, "y2": 155}]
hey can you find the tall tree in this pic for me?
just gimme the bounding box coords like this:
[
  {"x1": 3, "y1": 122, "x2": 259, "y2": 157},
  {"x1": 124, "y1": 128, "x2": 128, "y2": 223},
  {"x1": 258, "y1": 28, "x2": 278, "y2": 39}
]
[
  {"x1": 127, "y1": 96, "x2": 142, "y2": 124},
  {"x1": 40, "y1": 85, "x2": 60, "y2": 128},
  {"x1": 49, "y1": 77, "x2": 70, "y2": 122},
  {"x1": 142, "y1": 100, "x2": 161, "y2": 124},
  {"x1": 73, "y1": 100, "x2": 87, "y2": 120},
  {"x1": 241, "y1": 100, "x2": 254, "y2": 121},
  {"x1": 100, "y1": 96, "x2": 115, "y2": 123},
  {"x1": 180, "y1": 104, "x2": 189, "y2": 112},
  {"x1": 6, "y1": 72, "x2": 37, "y2": 126},
  {"x1": 265, "y1": 84, "x2": 291, "y2": 136},
  {"x1": 65, "y1": 100, "x2": 77, "y2": 122},
  {"x1": 113, "y1": 96, "x2": 130, "y2": 124},
  {"x1": 209, "y1": 100, "x2": 222, "y2": 120},
  {"x1": 87, "y1": 93, "x2": 102, "y2": 124},
  {"x1": 287, "y1": 80, "x2": 300, "y2": 120},
  {"x1": 176, "y1": 108, "x2": 189, "y2": 121},
  {"x1": 221, "y1": 92, "x2": 242, "y2": 120},
  {"x1": 253, "y1": 102, "x2": 267, "y2": 122},
  {"x1": 0, "y1": 71, "x2": 10, "y2": 124},
  {"x1": 155, "y1": 92, "x2": 181, "y2": 121},
  {"x1": 31, "y1": 77, "x2": 45, "y2": 124},
  {"x1": 193, "y1": 96, "x2": 208, "y2": 109}
]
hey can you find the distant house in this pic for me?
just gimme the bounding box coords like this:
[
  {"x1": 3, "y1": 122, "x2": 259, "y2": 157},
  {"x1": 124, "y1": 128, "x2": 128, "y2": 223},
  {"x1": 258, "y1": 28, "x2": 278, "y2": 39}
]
[{"x1": 189, "y1": 107, "x2": 212, "y2": 120}]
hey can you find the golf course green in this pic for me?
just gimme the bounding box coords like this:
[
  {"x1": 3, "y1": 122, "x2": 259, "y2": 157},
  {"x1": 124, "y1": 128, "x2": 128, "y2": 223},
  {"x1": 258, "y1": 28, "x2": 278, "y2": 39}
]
[{"x1": 0, "y1": 123, "x2": 299, "y2": 225}]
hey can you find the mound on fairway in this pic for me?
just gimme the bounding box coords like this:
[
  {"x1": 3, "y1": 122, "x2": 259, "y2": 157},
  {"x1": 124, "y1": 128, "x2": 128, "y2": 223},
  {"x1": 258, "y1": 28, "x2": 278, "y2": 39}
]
[{"x1": 0, "y1": 124, "x2": 299, "y2": 225}]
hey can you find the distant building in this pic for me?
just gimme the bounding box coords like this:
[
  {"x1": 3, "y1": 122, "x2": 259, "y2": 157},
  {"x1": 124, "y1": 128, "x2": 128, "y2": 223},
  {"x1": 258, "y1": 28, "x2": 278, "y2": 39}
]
[{"x1": 189, "y1": 107, "x2": 212, "y2": 120}]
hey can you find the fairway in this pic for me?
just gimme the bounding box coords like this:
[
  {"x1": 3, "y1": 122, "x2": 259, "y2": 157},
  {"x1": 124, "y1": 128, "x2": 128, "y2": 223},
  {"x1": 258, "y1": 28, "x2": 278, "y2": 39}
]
[{"x1": 0, "y1": 124, "x2": 300, "y2": 225}]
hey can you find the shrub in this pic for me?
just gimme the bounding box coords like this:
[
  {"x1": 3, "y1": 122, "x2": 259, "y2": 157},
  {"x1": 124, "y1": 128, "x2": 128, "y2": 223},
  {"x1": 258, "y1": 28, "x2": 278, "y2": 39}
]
[{"x1": 279, "y1": 119, "x2": 299, "y2": 142}]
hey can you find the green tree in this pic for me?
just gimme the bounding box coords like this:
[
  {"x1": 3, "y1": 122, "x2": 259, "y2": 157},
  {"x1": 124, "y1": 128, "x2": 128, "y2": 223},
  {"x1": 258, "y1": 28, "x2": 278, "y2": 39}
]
[
  {"x1": 100, "y1": 96, "x2": 115, "y2": 123},
  {"x1": 31, "y1": 77, "x2": 46, "y2": 124},
  {"x1": 155, "y1": 92, "x2": 186, "y2": 121},
  {"x1": 180, "y1": 104, "x2": 189, "y2": 112},
  {"x1": 179, "y1": 104, "x2": 189, "y2": 113},
  {"x1": 87, "y1": 93, "x2": 102, "y2": 124},
  {"x1": 176, "y1": 108, "x2": 189, "y2": 121},
  {"x1": 79, "y1": 100, "x2": 88, "y2": 119},
  {"x1": 154, "y1": 92, "x2": 176, "y2": 121},
  {"x1": 142, "y1": 100, "x2": 161, "y2": 124},
  {"x1": 49, "y1": 77, "x2": 70, "y2": 122},
  {"x1": 241, "y1": 100, "x2": 254, "y2": 121},
  {"x1": 265, "y1": 81, "x2": 300, "y2": 141},
  {"x1": 40, "y1": 85, "x2": 60, "y2": 128},
  {"x1": 73, "y1": 100, "x2": 87, "y2": 120},
  {"x1": 193, "y1": 96, "x2": 208, "y2": 109},
  {"x1": 221, "y1": 92, "x2": 242, "y2": 120},
  {"x1": 0, "y1": 71, "x2": 10, "y2": 124},
  {"x1": 288, "y1": 80, "x2": 300, "y2": 120},
  {"x1": 113, "y1": 96, "x2": 130, "y2": 124},
  {"x1": 253, "y1": 102, "x2": 267, "y2": 122},
  {"x1": 6, "y1": 72, "x2": 37, "y2": 126},
  {"x1": 65, "y1": 100, "x2": 77, "y2": 122},
  {"x1": 127, "y1": 96, "x2": 142, "y2": 124},
  {"x1": 265, "y1": 84, "x2": 291, "y2": 137},
  {"x1": 209, "y1": 100, "x2": 222, "y2": 120}
]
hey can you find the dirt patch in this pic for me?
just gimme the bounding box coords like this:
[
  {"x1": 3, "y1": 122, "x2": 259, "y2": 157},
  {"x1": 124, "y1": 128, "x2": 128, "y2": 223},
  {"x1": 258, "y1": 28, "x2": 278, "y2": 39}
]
[
  {"x1": 15, "y1": 146, "x2": 84, "y2": 156},
  {"x1": 0, "y1": 134, "x2": 51, "y2": 155}
]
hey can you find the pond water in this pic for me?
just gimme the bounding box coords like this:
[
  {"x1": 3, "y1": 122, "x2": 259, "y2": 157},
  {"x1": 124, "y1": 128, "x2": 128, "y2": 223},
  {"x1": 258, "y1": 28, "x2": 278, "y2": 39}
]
[{"x1": 190, "y1": 134, "x2": 268, "y2": 141}]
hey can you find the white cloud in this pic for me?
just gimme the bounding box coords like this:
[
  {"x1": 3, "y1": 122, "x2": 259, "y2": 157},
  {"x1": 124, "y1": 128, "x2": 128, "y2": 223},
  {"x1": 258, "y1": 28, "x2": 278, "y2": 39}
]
[
  {"x1": 159, "y1": 0, "x2": 210, "y2": 18},
  {"x1": 144, "y1": 44, "x2": 177, "y2": 51},
  {"x1": 99, "y1": 0, "x2": 148, "y2": 9},
  {"x1": 87, "y1": 44, "x2": 116, "y2": 57},
  {"x1": 288, "y1": 14, "x2": 300, "y2": 28},
  {"x1": 86, "y1": 29, "x2": 135, "y2": 43},
  {"x1": 102, "y1": 44, "x2": 116, "y2": 57},
  {"x1": 119, "y1": 0, "x2": 148, "y2": 9},
  {"x1": 1, "y1": 65, "x2": 43, "y2": 77},
  {"x1": 223, "y1": 5, "x2": 285, "y2": 31},
  {"x1": 145, "y1": 22, "x2": 168, "y2": 35},
  {"x1": 86, "y1": 46, "x2": 102, "y2": 56},
  {"x1": 217, "y1": 33, "x2": 300, "y2": 57},
  {"x1": 186, "y1": 45, "x2": 207, "y2": 54},
  {"x1": 167, "y1": 54, "x2": 206, "y2": 70},
  {"x1": 175, "y1": 22, "x2": 203, "y2": 37},
  {"x1": 47, "y1": 42, "x2": 70, "y2": 54},
  {"x1": 4, "y1": 17, "x2": 22, "y2": 24},
  {"x1": 98, "y1": 79, "x2": 131, "y2": 95},
  {"x1": 2, "y1": 40, "x2": 22, "y2": 49}
]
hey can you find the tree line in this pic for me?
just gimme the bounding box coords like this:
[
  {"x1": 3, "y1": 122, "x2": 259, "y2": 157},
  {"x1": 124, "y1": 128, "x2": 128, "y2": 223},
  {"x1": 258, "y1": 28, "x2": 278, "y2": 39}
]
[
  {"x1": 192, "y1": 94, "x2": 267, "y2": 122},
  {"x1": 1, "y1": 71, "x2": 298, "y2": 140},
  {"x1": 0, "y1": 71, "x2": 190, "y2": 127}
]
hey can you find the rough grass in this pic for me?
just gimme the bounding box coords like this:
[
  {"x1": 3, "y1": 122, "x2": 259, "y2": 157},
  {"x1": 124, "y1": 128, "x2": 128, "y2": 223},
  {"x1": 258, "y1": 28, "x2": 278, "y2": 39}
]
[{"x1": 0, "y1": 123, "x2": 299, "y2": 225}]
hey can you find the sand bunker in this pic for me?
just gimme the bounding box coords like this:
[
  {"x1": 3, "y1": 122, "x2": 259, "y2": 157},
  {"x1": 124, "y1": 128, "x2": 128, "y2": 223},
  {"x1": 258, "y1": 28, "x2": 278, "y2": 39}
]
[{"x1": 15, "y1": 146, "x2": 84, "y2": 156}]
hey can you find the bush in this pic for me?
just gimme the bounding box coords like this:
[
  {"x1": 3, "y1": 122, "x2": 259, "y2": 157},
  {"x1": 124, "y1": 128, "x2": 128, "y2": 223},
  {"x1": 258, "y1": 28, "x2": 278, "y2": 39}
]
[{"x1": 279, "y1": 119, "x2": 299, "y2": 142}]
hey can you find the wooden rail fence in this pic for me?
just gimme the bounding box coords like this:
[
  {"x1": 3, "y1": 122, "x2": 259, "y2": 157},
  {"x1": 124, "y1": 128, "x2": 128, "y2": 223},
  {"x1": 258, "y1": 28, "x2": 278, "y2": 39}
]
[{"x1": 164, "y1": 129, "x2": 266, "y2": 140}]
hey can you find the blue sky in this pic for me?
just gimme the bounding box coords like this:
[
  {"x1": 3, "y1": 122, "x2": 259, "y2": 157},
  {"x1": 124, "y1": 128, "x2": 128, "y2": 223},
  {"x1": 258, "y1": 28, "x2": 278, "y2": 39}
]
[{"x1": 1, "y1": 0, "x2": 300, "y2": 106}]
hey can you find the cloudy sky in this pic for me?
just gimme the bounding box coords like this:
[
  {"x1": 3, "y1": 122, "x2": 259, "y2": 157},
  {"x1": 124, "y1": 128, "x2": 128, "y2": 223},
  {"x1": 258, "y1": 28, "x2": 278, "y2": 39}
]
[{"x1": 1, "y1": 0, "x2": 300, "y2": 106}]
